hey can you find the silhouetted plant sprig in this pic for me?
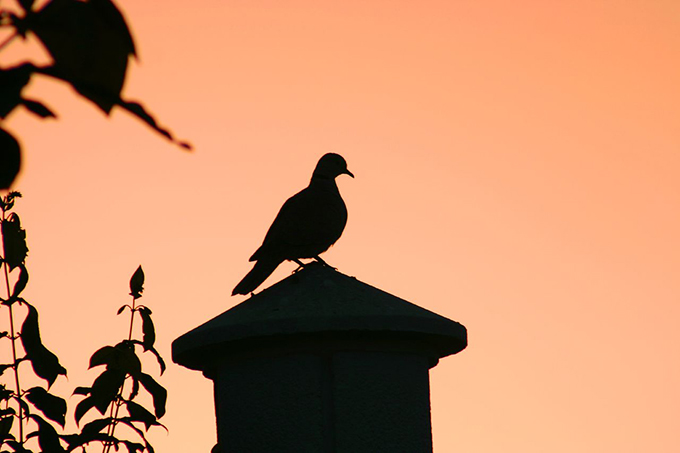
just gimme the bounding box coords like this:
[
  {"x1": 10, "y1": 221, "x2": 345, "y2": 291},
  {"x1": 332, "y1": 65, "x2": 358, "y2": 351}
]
[
  {"x1": 0, "y1": 191, "x2": 69, "y2": 452},
  {"x1": 66, "y1": 266, "x2": 167, "y2": 453},
  {"x1": 0, "y1": 0, "x2": 191, "y2": 190}
]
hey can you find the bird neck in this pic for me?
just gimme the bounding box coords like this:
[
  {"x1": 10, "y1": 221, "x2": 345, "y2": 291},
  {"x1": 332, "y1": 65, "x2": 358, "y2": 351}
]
[{"x1": 309, "y1": 175, "x2": 339, "y2": 192}]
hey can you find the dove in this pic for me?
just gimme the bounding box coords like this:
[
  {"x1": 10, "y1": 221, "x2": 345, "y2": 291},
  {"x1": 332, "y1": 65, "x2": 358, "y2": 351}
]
[{"x1": 232, "y1": 153, "x2": 354, "y2": 296}]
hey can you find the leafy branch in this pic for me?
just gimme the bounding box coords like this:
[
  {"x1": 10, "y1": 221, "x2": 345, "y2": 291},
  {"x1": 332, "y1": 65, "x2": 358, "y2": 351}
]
[
  {"x1": 0, "y1": 191, "x2": 69, "y2": 452},
  {"x1": 66, "y1": 266, "x2": 167, "y2": 453},
  {"x1": 0, "y1": 0, "x2": 191, "y2": 190}
]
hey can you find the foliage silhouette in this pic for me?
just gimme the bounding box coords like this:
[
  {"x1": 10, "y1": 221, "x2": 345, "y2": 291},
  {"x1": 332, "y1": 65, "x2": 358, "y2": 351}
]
[
  {"x1": 1, "y1": 191, "x2": 69, "y2": 450},
  {"x1": 0, "y1": 193, "x2": 168, "y2": 452},
  {"x1": 0, "y1": 0, "x2": 191, "y2": 189}
]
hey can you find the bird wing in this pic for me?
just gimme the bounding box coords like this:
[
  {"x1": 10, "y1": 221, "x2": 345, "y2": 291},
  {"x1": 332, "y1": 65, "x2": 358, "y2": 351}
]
[{"x1": 250, "y1": 186, "x2": 346, "y2": 261}]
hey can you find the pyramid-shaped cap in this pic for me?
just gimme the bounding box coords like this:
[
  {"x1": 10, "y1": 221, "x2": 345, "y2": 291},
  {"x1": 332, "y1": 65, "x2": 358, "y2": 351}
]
[{"x1": 173, "y1": 263, "x2": 467, "y2": 371}]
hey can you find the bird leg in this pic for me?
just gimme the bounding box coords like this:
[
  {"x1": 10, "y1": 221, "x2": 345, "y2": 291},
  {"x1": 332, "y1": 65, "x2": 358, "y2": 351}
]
[
  {"x1": 291, "y1": 258, "x2": 307, "y2": 273},
  {"x1": 313, "y1": 256, "x2": 337, "y2": 270}
]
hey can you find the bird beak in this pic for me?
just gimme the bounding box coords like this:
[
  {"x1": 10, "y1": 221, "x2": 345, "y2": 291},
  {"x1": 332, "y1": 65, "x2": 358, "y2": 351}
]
[{"x1": 344, "y1": 169, "x2": 355, "y2": 178}]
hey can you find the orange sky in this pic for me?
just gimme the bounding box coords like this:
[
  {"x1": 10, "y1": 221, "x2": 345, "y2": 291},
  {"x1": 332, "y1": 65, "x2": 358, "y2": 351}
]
[{"x1": 2, "y1": 0, "x2": 679, "y2": 451}]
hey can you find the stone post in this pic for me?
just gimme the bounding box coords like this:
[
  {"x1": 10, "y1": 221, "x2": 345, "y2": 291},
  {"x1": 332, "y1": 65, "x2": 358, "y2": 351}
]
[{"x1": 172, "y1": 263, "x2": 467, "y2": 453}]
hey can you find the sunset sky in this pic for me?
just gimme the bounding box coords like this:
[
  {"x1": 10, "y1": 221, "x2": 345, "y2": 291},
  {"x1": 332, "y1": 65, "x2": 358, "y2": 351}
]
[{"x1": 2, "y1": 0, "x2": 679, "y2": 451}]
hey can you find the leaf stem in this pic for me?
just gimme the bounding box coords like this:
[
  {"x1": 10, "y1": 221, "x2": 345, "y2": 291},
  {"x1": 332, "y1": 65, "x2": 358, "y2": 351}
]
[
  {"x1": 103, "y1": 295, "x2": 136, "y2": 453},
  {"x1": 0, "y1": 32, "x2": 17, "y2": 52},
  {"x1": 2, "y1": 209, "x2": 23, "y2": 444}
]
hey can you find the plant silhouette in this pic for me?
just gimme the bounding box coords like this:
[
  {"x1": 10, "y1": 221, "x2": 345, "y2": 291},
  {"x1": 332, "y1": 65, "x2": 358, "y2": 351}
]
[
  {"x1": 0, "y1": 0, "x2": 191, "y2": 189},
  {"x1": 0, "y1": 192, "x2": 167, "y2": 452}
]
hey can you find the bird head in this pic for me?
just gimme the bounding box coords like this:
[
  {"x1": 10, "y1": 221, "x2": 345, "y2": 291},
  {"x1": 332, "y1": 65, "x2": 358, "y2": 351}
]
[{"x1": 313, "y1": 153, "x2": 354, "y2": 180}]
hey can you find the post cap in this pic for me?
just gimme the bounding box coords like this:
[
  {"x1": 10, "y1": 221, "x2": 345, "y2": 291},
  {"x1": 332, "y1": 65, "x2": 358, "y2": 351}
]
[{"x1": 172, "y1": 263, "x2": 467, "y2": 371}]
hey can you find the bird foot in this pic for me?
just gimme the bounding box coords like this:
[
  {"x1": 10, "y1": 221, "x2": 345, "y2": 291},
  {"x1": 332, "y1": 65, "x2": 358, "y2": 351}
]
[{"x1": 314, "y1": 256, "x2": 337, "y2": 270}]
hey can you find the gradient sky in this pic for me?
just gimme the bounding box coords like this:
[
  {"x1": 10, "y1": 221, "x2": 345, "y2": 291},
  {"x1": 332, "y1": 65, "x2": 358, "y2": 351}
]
[{"x1": 2, "y1": 0, "x2": 679, "y2": 452}]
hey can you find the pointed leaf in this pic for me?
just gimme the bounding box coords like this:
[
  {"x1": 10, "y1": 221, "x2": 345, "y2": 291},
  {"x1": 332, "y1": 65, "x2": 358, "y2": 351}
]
[
  {"x1": 90, "y1": 369, "x2": 125, "y2": 414},
  {"x1": 0, "y1": 416, "x2": 13, "y2": 438},
  {"x1": 27, "y1": 414, "x2": 66, "y2": 453},
  {"x1": 21, "y1": 99, "x2": 56, "y2": 118},
  {"x1": 138, "y1": 307, "x2": 154, "y2": 351},
  {"x1": 125, "y1": 400, "x2": 161, "y2": 431},
  {"x1": 80, "y1": 417, "x2": 112, "y2": 438},
  {"x1": 74, "y1": 396, "x2": 95, "y2": 425},
  {"x1": 120, "y1": 100, "x2": 192, "y2": 150},
  {"x1": 3, "y1": 264, "x2": 28, "y2": 306},
  {"x1": 117, "y1": 304, "x2": 128, "y2": 315},
  {"x1": 89, "y1": 345, "x2": 118, "y2": 369},
  {"x1": 117, "y1": 418, "x2": 154, "y2": 453},
  {"x1": 29, "y1": 0, "x2": 136, "y2": 113},
  {"x1": 1, "y1": 212, "x2": 28, "y2": 270},
  {"x1": 0, "y1": 129, "x2": 22, "y2": 190},
  {"x1": 25, "y1": 387, "x2": 67, "y2": 427},
  {"x1": 0, "y1": 364, "x2": 12, "y2": 377},
  {"x1": 72, "y1": 386, "x2": 91, "y2": 396},
  {"x1": 129, "y1": 265, "x2": 144, "y2": 299},
  {"x1": 18, "y1": 0, "x2": 35, "y2": 12},
  {"x1": 20, "y1": 304, "x2": 67, "y2": 387},
  {"x1": 136, "y1": 373, "x2": 166, "y2": 418},
  {"x1": 131, "y1": 341, "x2": 166, "y2": 375},
  {"x1": 0, "y1": 384, "x2": 12, "y2": 401},
  {"x1": 0, "y1": 64, "x2": 32, "y2": 119},
  {"x1": 121, "y1": 440, "x2": 146, "y2": 453}
]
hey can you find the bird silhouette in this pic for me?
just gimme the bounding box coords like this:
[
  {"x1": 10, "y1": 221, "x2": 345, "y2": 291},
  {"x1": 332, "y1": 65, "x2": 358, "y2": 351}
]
[{"x1": 232, "y1": 153, "x2": 354, "y2": 296}]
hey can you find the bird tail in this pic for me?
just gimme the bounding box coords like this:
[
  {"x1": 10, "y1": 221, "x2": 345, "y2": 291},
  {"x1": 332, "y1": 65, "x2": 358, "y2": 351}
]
[{"x1": 232, "y1": 258, "x2": 283, "y2": 296}]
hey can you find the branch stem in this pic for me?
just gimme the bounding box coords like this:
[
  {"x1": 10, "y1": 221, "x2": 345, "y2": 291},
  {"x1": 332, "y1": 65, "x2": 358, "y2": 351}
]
[
  {"x1": 103, "y1": 296, "x2": 136, "y2": 453},
  {"x1": 0, "y1": 32, "x2": 17, "y2": 52},
  {"x1": 2, "y1": 208, "x2": 23, "y2": 444}
]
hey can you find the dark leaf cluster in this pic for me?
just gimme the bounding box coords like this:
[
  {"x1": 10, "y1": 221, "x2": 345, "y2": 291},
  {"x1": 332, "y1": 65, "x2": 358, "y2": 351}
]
[
  {"x1": 69, "y1": 266, "x2": 167, "y2": 453},
  {"x1": 0, "y1": 0, "x2": 191, "y2": 189},
  {"x1": 0, "y1": 193, "x2": 68, "y2": 452}
]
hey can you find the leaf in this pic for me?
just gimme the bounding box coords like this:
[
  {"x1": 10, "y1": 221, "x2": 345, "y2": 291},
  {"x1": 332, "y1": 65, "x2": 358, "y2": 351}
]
[
  {"x1": 18, "y1": 0, "x2": 35, "y2": 13},
  {"x1": 120, "y1": 100, "x2": 192, "y2": 150},
  {"x1": 147, "y1": 346, "x2": 166, "y2": 375},
  {"x1": 28, "y1": 0, "x2": 136, "y2": 113},
  {"x1": 0, "y1": 364, "x2": 12, "y2": 377},
  {"x1": 1, "y1": 212, "x2": 28, "y2": 270},
  {"x1": 90, "y1": 342, "x2": 141, "y2": 376},
  {"x1": 27, "y1": 414, "x2": 66, "y2": 453},
  {"x1": 79, "y1": 417, "x2": 112, "y2": 438},
  {"x1": 117, "y1": 418, "x2": 154, "y2": 453},
  {"x1": 0, "y1": 384, "x2": 12, "y2": 401},
  {"x1": 128, "y1": 374, "x2": 140, "y2": 400},
  {"x1": 136, "y1": 373, "x2": 166, "y2": 419},
  {"x1": 25, "y1": 387, "x2": 67, "y2": 427},
  {"x1": 3, "y1": 264, "x2": 28, "y2": 306},
  {"x1": 0, "y1": 129, "x2": 22, "y2": 190},
  {"x1": 117, "y1": 304, "x2": 128, "y2": 315},
  {"x1": 0, "y1": 192, "x2": 22, "y2": 212},
  {"x1": 132, "y1": 340, "x2": 166, "y2": 374},
  {"x1": 21, "y1": 99, "x2": 56, "y2": 119},
  {"x1": 138, "y1": 307, "x2": 154, "y2": 351},
  {"x1": 90, "y1": 369, "x2": 125, "y2": 414},
  {"x1": 129, "y1": 265, "x2": 144, "y2": 299},
  {"x1": 125, "y1": 400, "x2": 162, "y2": 431},
  {"x1": 89, "y1": 345, "x2": 118, "y2": 369},
  {"x1": 0, "y1": 64, "x2": 33, "y2": 119},
  {"x1": 120, "y1": 440, "x2": 146, "y2": 453},
  {"x1": 72, "y1": 386, "x2": 91, "y2": 396},
  {"x1": 0, "y1": 416, "x2": 13, "y2": 439},
  {"x1": 74, "y1": 396, "x2": 95, "y2": 425},
  {"x1": 20, "y1": 304, "x2": 67, "y2": 387}
]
